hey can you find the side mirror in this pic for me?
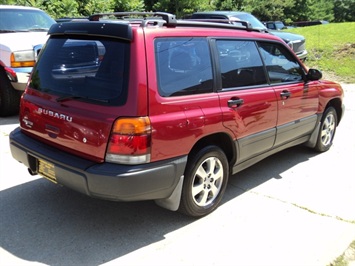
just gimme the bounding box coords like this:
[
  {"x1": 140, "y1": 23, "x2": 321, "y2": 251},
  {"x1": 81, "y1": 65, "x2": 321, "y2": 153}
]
[{"x1": 306, "y1": 68, "x2": 322, "y2": 81}]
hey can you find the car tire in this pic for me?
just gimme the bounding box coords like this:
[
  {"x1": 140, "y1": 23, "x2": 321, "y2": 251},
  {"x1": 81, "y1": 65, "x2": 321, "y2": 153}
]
[
  {"x1": 314, "y1": 107, "x2": 338, "y2": 152},
  {"x1": 178, "y1": 145, "x2": 229, "y2": 217},
  {"x1": 0, "y1": 69, "x2": 21, "y2": 117}
]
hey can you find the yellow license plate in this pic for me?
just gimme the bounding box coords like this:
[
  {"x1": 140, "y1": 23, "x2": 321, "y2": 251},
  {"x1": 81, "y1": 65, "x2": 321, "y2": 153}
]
[{"x1": 38, "y1": 159, "x2": 57, "y2": 183}]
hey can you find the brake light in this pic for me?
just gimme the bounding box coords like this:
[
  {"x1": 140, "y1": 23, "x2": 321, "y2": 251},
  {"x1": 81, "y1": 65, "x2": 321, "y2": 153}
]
[{"x1": 105, "y1": 117, "x2": 151, "y2": 165}]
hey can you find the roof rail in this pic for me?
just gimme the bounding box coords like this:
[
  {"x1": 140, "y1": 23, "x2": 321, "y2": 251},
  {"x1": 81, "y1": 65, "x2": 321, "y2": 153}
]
[
  {"x1": 88, "y1": 11, "x2": 177, "y2": 26},
  {"x1": 87, "y1": 11, "x2": 260, "y2": 32},
  {"x1": 178, "y1": 19, "x2": 258, "y2": 32}
]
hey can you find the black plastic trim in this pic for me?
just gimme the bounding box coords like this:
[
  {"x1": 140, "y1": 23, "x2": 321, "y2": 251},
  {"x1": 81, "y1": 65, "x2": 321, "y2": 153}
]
[
  {"x1": 49, "y1": 22, "x2": 133, "y2": 41},
  {"x1": 9, "y1": 127, "x2": 187, "y2": 201}
]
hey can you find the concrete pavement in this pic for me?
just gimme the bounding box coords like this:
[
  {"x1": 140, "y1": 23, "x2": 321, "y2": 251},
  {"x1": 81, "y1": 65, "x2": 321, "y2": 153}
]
[{"x1": 0, "y1": 83, "x2": 354, "y2": 266}]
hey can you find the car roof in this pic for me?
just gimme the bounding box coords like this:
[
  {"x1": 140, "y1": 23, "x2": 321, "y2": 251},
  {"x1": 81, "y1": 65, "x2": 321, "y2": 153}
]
[
  {"x1": 193, "y1": 11, "x2": 248, "y2": 17},
  {"x1": 191, "y1": 11, "x2": 267, "y2": 30}
]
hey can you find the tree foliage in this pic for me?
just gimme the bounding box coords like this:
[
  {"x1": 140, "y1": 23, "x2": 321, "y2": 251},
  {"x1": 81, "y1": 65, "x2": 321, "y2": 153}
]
[
  {"x1": 0, "y1": 0, "x2": 354, "y2": 22},
  {"x1": 333, "y1": 0, "x2": 355, "y2": 22}
]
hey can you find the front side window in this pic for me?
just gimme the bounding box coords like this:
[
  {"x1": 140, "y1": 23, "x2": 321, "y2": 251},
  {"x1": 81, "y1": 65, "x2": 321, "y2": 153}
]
[
  {"x1": 29, "y1": 36, "x2": 130, "y2": 105},
  {"x1": 155, "y1": 37, "x2": 213, "y2": 97},
  {"x1": 257, "y1": 42, "x2": 304, "y2": 84},
  {"x1": 216, "y1": 40, "x2": 267, "y2": 89}
]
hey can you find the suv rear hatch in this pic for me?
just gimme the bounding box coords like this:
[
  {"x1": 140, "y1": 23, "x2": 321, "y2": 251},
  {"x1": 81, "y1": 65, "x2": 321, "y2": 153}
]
[{"x1": 19, "y1": 22, "x2": 143, "y2": 163}]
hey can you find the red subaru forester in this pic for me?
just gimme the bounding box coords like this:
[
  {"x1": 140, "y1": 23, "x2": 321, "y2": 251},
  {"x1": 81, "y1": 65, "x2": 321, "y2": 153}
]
[{"x1": 9, "y1": 12, "x2": 344, "y2": 217}]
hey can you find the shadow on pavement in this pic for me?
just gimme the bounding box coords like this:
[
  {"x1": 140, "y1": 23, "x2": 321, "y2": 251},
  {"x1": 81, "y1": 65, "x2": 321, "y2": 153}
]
[
  {"x1": 0, "y1": 178, "x2": 193, "y2": 265},
  {"x1": 0, "y1": 115, "x2": 19, "y2": 126},
  {"x1": 0, "y1": 145, "x2": 318, "y2": 265}
]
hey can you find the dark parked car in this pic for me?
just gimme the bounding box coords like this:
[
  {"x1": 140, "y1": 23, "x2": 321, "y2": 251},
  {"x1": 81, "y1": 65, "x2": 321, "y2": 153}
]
[
  {"x1": 10, "y1": 12, "x2": 344, "y2": 217},
  {"x1": 293, "y1": 20, "x2": 329, "y2": 27},
  {"x1": 189, "y1": 11, "x2": 308, "y2": 61},
  {"x1": 264, "y1": 21, "x2": 287, "y2": 30}
]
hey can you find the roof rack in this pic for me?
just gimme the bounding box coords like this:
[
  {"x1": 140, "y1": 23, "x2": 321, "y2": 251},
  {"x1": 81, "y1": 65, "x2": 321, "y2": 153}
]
[
  {"x1": 178, "y1": 19, "x2": 257, "y2": 32},
  {"x1": 89, "y1": 11, "x2": 177, "y2": 25},
  {"x1": 87, "y1": 11, "x2": 260, "y2": 32}
]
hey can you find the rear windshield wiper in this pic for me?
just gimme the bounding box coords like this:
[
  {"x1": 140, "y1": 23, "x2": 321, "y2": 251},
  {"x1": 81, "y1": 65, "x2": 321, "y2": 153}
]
[
  {"x1": 56, "y1": 95, "x2": 84, "y2": 102},
  {"x1": 56, "y1": 94, "x2": 109, "y2": 103}
]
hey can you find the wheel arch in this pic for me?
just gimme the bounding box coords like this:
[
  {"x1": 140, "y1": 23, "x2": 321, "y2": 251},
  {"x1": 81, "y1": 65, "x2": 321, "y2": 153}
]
[
  {"x1": 155, "y1": 132, "x2": 236, "y2": 213},
  {"x1": 188, "y1": 132, "x2": 237, "y2": 172},
  {"x1": 306, "y1": 102, "x2": 340, "y2": 150},
  {"x1": 324, "y1": 98, "x2": 343, "y2": 125}
]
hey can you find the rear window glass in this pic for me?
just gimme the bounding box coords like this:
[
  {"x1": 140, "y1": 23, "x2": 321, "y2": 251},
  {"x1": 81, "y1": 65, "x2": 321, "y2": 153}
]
[
  {"x1": 29, "y1": 36, "x2": 130, "y2": 105},
  {"x1": 155, "y1": 37, "x2": 213, "y2": 97}
]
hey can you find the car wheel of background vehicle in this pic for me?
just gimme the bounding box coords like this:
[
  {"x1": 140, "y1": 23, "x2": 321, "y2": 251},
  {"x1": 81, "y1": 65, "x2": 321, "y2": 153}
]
[
  {"x1": 0, "y1": 69, "x2": 21, "y2": 117},
  {"x1": 314, "y1": 107, "x2": 338, "y2": 152},
  {"x1": 178, "y1": 145, "x2": 229, "y2": 217}
]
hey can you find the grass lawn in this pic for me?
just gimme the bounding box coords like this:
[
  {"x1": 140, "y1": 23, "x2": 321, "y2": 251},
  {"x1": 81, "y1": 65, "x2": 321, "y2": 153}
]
[{"x1": 285, "y1": 22, "x2": 355, "y2": 83}]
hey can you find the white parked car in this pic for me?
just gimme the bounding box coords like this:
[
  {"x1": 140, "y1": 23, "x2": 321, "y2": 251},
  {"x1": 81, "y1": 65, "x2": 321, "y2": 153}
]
[{"x1": 0, "y1": 5, "x2": 55, "y2": 116}]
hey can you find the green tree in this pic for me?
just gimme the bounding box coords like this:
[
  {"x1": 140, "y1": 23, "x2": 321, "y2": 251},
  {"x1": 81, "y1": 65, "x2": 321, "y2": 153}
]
[
  {"x1": 42, "y1": 0, "x2": 79, "y2": 18},
  {"x1": 1, "y1": 0, "x2": 45, "y2": 7},
  {"x1": 74, "y1": 0, "x2": 113, "y2": 16},
  {"x1": 284, "y1": 0, "x2": 309, "y2": 22},
  {"x1": 334, "y1": 0, "x2": 355, "y2": 22},
  {"x1": 214, "y1": 0, "x2": 241, "y2": 10},
  {"x1": 306, "y1": 0, "x2": 334, "y2": 21},
  {"x1": 242, "y1": 0, "x2": 295, "y2": 21},
  {"x1": 3, "y1": 0, "x2": 354, "y2": 22},
  {"x1": 151, "y1": 0, "x2": 209, "y2": 17},
  {"x1": 112, "y1": 0, "x2": 145, "y2": 12}
]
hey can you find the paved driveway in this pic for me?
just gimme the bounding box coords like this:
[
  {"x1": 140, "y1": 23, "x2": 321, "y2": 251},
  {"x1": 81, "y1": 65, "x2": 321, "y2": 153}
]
[{"x1": 1, "y1": 84, "x2": 354, "y2": 266}]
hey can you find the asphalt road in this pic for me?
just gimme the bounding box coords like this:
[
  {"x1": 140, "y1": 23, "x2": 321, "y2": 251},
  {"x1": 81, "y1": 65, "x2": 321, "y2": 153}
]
[{"x1": 1, "y1": 84, "x2": 354, "y2": 266}]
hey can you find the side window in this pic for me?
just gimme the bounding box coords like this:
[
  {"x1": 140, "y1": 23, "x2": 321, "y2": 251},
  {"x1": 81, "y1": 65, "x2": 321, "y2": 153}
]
[
  {"x1": 257, "y1": 42, "x2": 304, "y2": 84},
  {"x1": 216, "y1": 40, "x2": 267, "y2": 89},
  {"x1": 266, "y1": 23, "x2": 276, "y2": 30},
  {"x1": 155, "y1": 38, "x2": 213, "y2": 97}
]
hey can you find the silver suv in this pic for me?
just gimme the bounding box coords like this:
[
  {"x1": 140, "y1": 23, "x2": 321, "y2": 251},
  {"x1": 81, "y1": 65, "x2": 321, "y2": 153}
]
[
  {"x1": 190, "y1": 11, "x2": 308, "y2": 61},
  {"x1": 0, "y1": 5, "x2": 56, "y2": 116}
]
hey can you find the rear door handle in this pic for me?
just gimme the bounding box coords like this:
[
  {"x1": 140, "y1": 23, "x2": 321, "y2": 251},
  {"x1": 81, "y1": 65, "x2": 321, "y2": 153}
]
[{"x1": 228, "y1": 98, "x2": 244, "y2": 108}]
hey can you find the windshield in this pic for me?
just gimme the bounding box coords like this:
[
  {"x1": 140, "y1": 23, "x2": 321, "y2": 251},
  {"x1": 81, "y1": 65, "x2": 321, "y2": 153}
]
[
  {"x1": 274, "y1": 22, "x2": 285, "y2": 30},
  {"x1": 231, "y1": 14, "x2": 267, "y2": 30},
  {"x1": 0, "y1": 9, "x2": 55, "y2": 32}
]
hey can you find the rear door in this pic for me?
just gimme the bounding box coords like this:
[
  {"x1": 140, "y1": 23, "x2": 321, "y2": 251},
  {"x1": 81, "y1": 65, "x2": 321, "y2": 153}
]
[{"x1": 214, "y1": 39, "x2": 278, "y2": 163}]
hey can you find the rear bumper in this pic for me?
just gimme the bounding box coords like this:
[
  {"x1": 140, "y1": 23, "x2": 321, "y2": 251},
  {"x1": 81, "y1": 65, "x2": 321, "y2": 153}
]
[{"x1": 9, "y1": 127, "x2": 187, "y2": 201}]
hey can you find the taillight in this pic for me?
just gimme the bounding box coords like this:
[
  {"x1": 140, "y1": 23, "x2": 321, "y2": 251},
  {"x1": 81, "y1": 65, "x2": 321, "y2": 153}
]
[{"x1": 105, "y1": 117, "x2": 151, "y2": 165}]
